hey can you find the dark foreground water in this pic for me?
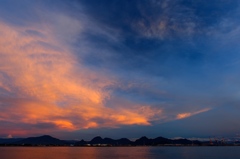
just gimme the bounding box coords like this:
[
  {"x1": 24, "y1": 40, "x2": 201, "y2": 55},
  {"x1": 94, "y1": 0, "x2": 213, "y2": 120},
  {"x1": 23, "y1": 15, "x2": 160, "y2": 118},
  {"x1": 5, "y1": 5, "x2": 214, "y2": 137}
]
[{"x1": 1, "y1": 147, "x2": 240, "y2": 159}]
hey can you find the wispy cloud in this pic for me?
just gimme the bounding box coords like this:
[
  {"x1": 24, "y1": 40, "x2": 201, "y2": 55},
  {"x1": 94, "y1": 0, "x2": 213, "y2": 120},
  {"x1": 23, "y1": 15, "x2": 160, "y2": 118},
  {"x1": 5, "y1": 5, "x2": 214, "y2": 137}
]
[
  {"x1": 0, "y1": 13, "x2": 161, "y2": 135},
  {"x1": 128, "y1": 0, "x2": 240, "y2": 40},
  {"x1": 176, "y1": 108, "x2": 211, "y2": 120}
]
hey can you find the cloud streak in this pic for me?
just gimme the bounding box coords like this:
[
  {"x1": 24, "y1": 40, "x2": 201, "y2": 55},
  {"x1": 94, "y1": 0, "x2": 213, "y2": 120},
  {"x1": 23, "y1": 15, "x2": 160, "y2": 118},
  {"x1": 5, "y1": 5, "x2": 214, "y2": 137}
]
[{"x1": 176, "y1": 108, "x2": 211, "y2": 120}]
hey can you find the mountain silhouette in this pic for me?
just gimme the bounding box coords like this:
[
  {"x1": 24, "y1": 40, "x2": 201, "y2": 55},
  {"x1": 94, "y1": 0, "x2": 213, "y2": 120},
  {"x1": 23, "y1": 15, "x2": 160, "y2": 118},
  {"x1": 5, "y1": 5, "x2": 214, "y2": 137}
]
[
  {"x1": 76, "y1": 136, "x2": 133, "y2": 146},
  {"x1": 116, "y1": 138, "x2": 132, "y2": 145},
  {"x1": 13, "y1": 135, "x2": 66, "y2": 145},
  {"x1": 75, "y1": 136, "x2": 196, "y2": 146},
  {"x1": 0, "y1": 135, "x2": 203, "y2": 146},
  {"x1": 89, "y1": 136, "x2": 103, "y2": 144},
  {"x1": 134, "y1": 136, "x2": 152, "y2": 145}
]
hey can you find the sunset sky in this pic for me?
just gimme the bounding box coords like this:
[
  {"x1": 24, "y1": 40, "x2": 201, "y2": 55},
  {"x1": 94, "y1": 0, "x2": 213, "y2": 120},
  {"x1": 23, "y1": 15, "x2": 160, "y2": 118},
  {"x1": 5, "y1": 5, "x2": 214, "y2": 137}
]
[{"x1": 1, "y1": 0, "x2": 240, "y2": 140}]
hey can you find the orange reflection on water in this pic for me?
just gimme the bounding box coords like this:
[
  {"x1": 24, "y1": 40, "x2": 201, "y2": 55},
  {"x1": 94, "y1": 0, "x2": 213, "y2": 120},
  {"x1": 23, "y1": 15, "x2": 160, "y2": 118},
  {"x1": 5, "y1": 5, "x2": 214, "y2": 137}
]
[{"x1": 0, "y1": 147, "x2": 154, "y2": 159}]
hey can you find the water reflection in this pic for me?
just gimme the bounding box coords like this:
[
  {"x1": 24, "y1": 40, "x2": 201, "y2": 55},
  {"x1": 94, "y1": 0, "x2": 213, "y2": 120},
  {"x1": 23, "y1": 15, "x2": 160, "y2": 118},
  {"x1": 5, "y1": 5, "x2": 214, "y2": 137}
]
[
  {"x1": 0, "y1": 147, "x2": 155, "y2": 159},
  {"x1": 0, "y1": 147, "x2": 240, "y2": 159}
]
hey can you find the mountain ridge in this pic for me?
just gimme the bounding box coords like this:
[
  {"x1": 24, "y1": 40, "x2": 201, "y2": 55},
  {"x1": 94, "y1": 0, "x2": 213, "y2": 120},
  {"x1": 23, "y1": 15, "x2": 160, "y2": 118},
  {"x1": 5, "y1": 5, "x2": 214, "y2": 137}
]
[{"x1": 0, "y1": 135, "x2": 207, "y2": 146}]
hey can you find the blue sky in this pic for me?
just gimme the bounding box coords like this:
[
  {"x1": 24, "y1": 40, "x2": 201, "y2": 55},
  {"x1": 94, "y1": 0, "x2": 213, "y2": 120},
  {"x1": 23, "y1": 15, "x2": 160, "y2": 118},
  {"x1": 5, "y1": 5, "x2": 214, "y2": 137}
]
[{"x1": 0, "y1": 0, "x2": 240, "y2": 140}]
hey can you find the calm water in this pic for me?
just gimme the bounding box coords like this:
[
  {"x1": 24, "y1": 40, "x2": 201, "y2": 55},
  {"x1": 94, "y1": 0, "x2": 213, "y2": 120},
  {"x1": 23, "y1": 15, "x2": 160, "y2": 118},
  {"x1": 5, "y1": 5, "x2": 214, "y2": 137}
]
[{"x1": 1, "y1": 147, "x2": 240, "y2": 159}]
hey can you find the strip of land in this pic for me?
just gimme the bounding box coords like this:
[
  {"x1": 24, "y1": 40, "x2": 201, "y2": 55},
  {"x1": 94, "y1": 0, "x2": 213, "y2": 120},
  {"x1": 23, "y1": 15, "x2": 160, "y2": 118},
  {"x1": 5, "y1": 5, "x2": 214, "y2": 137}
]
[{"x1": 1, "y1": 135, "x2": 239, "y2": 146}]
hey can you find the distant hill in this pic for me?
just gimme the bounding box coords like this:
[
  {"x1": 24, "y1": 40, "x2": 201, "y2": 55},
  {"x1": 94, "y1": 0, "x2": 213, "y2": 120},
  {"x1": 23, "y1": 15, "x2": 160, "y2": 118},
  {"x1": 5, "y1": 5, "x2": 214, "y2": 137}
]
[
  {"x1": 76, "y1": 136, "x2": 132, "y2": 146},
  {"x1": 13, "y1": 135, "x2": 66, "y2": 145},
  {"x1": 133, "y1": 136, "x2": 200, "y2": 146},
  {"x1": 134, "y1": 136, "x2": 153, "y2": 145},
  {"x1": 0, "y1": 135, "x2": 202, "y2": 146},
  {"x1": 75, "y1": 136, "x2": 198, "y2": 146}
]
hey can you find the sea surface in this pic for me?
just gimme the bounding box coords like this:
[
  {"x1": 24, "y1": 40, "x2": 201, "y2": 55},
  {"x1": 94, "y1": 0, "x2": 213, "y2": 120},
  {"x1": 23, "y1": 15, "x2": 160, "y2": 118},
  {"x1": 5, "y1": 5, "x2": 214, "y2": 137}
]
[{"x1": 1, "y1": 146, "x2": 240, "y2": 159}]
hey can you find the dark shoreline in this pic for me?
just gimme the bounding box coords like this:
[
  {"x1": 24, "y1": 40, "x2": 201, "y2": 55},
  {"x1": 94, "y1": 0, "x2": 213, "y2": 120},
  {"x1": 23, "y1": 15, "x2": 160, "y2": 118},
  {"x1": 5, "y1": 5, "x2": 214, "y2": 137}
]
[{"x1": 1, "y1": 135, "x2": 239, "y2": 147}]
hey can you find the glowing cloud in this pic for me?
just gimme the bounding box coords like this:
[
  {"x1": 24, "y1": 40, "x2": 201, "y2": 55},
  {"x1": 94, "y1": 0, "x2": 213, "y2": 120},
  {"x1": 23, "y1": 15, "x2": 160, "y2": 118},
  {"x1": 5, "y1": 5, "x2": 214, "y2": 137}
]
[
  {"x1": 7, "y1": 134, "x2": 12, "y2": 138},
  {"x1": 176, "y1": 108, "x2": 211, "y2": 120},
  {"x1": 0, "y1": 18, "x2": 161, "y2": 135}
]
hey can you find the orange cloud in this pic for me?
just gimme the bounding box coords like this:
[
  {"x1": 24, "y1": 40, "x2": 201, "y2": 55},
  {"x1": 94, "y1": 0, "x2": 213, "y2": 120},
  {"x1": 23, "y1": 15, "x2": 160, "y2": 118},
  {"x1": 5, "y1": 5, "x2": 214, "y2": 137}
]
[
  {"x1": 176, "y1": 113, "x2": 191, "y2": 119},
  {"x1": 0, "y1": 20, "x2": 162, "y2": 135},
  {"x1": 176, "y1": 108, "x2": 211, "y2": 119}
]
